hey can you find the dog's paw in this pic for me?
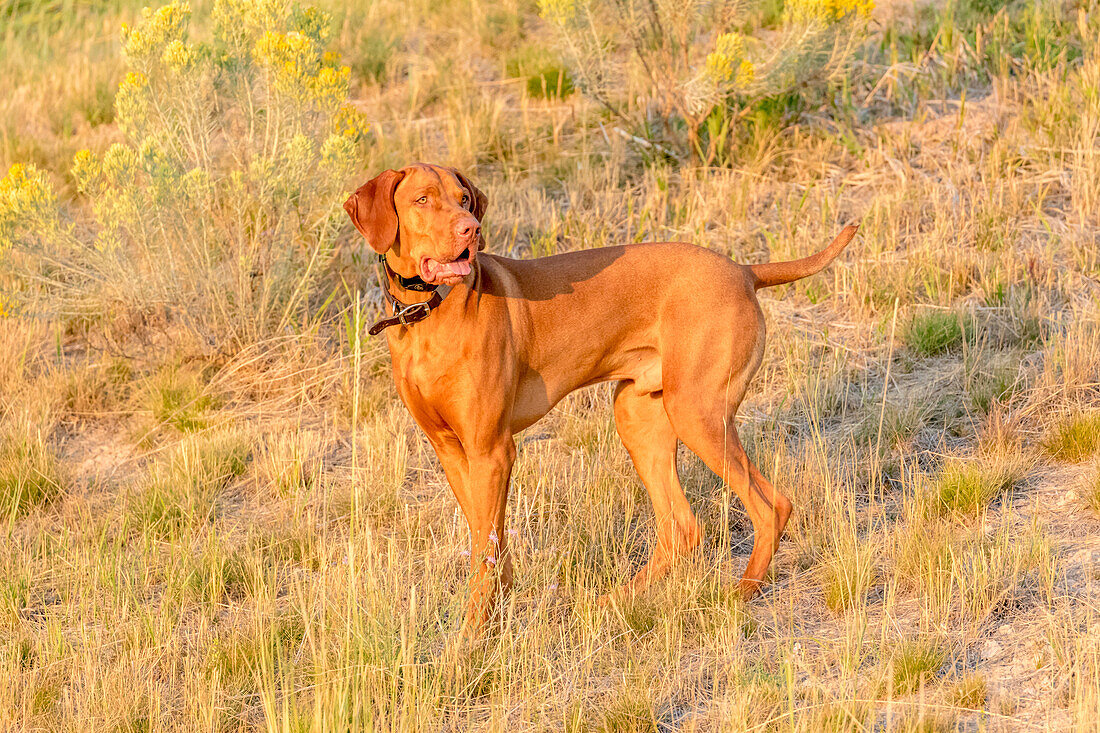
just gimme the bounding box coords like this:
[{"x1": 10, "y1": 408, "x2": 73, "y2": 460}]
[{"x1": 736, "y1": 577, "x2": 764, "y2": 601}]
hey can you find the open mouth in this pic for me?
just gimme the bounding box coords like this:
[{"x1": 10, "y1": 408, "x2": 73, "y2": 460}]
[{"x1": 421, "y1": 246, "x2": 472, "y2": 283}]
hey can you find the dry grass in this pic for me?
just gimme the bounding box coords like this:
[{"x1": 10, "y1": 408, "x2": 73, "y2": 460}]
[{"x1": 2, "y1": 0, "x2": 1100, "y2": 730}]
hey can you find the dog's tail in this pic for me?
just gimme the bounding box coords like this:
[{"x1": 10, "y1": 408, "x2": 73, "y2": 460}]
[{"x1": 749, "y1": 223, "x2": 859, "y2": 290}]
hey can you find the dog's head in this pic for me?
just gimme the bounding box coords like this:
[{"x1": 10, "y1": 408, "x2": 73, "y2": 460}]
[{"x1": 344, "y1": 163, "x2": 488, "y2": 286}]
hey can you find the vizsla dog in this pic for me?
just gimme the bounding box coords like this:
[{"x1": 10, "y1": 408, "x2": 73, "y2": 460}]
[{"x1": 344, "y1": 163, "x2": 858, "y2": 636}]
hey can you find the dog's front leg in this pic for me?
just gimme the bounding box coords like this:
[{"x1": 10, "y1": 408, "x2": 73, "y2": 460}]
[{"x1": 435, "y1": 436, "x2": 516, "y2": 638}]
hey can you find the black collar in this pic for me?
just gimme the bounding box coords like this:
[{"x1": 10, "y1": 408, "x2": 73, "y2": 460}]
[
  {"x1": 368, "y1": 256, "x2": 449, "y2": 336},
  {"x1": 388, "y1": 263, "x2": 436, "y2": 292}
]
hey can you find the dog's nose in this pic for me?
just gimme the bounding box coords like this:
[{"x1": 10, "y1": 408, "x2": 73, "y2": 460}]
[{"x1": 456, "y1": 219, "x2": 481, "y2": 241}]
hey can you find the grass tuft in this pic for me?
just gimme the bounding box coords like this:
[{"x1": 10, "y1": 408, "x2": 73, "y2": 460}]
[
  {"x1": 1042, "y1": 411, "x2": 1100, "y2": 462},
  {"x1": 890, "y1": 639, "x2": 946, "y2": 695},
  {"x1": 949, "y1": 673, "x2": 987, "y2": 710},
  {"x1": 902, "y1": 310, "x2": 973, "y2": 357},
  {"x1": 968, "y1": 360, "x2": 1019, "y2": 414},
  {"x1": 822, "y1": 541, "x2": 878, "y2": 613},
  {"x1": 506, "y1": 45, "x2": 575, "y2": 99},
  {"x1": 0, "y1": 431, "x2": 64, "y2": 519},
  {"x1": 143, "y1": 368, "x2": 218, "y2": 434},
  {"x1": 127, "y1": 429, "x2": 251, "y2": 538},
  {"x1": 597, "y1": 689, "x2": 658, "y2": 733},
  {"x1": 933, "y1": 455, "x2": 1026, "y2": 515},
  {"x1": 1086, "y1": 465, "x2": 1100, "y2": 515}
]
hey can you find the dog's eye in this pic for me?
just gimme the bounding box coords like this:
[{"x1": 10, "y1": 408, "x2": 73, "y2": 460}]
[
  {"x1": 415, "y1": 196, "x2": 428, "y2": 205},
  {"x1": 461, "y1": 194, "x2": 469, "y2": 207}
]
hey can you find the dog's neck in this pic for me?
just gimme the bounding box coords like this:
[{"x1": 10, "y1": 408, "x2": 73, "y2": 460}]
[{"x1": 381, "y1": 257, "x2": 437, "y2": 304}]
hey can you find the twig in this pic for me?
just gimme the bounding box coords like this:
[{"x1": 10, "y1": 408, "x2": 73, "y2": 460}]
[{"x1": 606, "y1": 124, "x2": 685, "y2": 162}]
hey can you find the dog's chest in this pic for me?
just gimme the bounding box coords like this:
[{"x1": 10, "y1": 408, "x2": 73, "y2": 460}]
[{"x1": 388, "y1": 332, "x2": 471, "y2": 399}]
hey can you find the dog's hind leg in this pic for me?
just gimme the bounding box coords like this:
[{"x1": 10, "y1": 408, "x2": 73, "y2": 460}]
[
  {"x1": 662, "y1": 325, "x2": 792, "y2": 600},
  {"x1": 600, "y1": 380, "x2": 702, "y2": 604},
  {"x1": 668, "y1": 403, "x2": 791, "y2": 599}
]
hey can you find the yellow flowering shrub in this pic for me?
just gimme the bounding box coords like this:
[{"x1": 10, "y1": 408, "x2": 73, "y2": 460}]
[
  {"x1": 537, "y1": 0, "x2": 579, "y2": 26},
  {"x1": 121, "y1": 3, "x2": 191, "y2": 61},
  {"x1": 1, "y1": 0, "x2": 371, "y2": 346},
  {"x1": 541, "y1": 0, "x2": 874, "y2": 164},
  {"x1": 705, "y1": 33, "x2": 753, "y2": 87},
  {"x1": 783, "y1": 0, "x2": 875, "y2": 25},
  {"x1": 0, "y1": 163, "x2": 59, "y2": 253}
]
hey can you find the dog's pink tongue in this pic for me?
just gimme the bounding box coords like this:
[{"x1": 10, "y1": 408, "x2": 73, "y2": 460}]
[{"x1": 426, "y1": 258, "x2": 471, "y2": 280}]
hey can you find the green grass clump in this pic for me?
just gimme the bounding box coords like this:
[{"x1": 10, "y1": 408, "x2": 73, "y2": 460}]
[
  {"x1": 890, "y1": 639, "x2": 946, "y2": 695},
  {"x1": 934, "y1": 458, "x2": 1023, "y2": 514},
  {"x1": 903, "y1": 310, "x2": 972, "y2": 357},
  {"x1": 127, "y1": 478, "x2": 194, "y2": 539},
  {"x1": 859, "y1": 398, "x2": 936, "y2": 452},
  {"x1": 1042, "y1": 412, "x2": 1100, "y2": 462},
  {"x1": 188, "y1": 541, "x2": 254, "y2": 605},
  {"x1": 144, "y1": 368, "x2": 218, "y2": 433},
  {"x1": 173, "y1": 429, "x2": 251, "y2": 490},
  {"x1": 350, "y1": 28, "x2": 396, "y2": 83},
  {"x1": 615, "y1": 595, "x2": 661, "y2": 637},
  {"x1": 505, "y1": 45, "x2": 574, "y2": 99},
  {"x1": 203, "y1": 613, "x2": 305, "y2": 693},
  {"x1": 0, "y1": 433, "x2": 64, "y2": 519}
]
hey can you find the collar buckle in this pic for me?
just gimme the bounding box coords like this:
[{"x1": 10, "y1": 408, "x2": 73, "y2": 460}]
[{"x1": 393, "y1": 300, "x2": 432, "y2": 325}]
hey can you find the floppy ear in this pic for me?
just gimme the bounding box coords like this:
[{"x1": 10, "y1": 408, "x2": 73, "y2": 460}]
[
  {"x1": 343, "y1": 169, "x2": 407, "y2": 254},
  {"x1": 451, "y1": 169, "x2": 489, "y2": 250}
]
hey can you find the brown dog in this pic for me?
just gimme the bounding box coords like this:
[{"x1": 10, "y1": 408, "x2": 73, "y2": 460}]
[{"x1": 344, "y1": 163, "x2": 858, "y2": 636}]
